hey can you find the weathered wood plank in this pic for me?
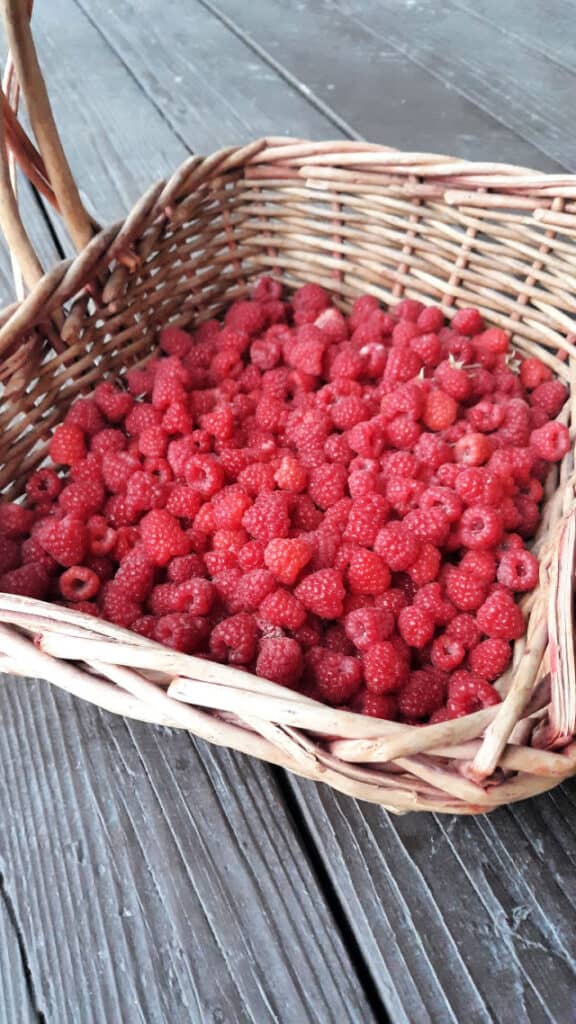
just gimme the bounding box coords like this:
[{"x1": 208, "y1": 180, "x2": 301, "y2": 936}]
[
  {"x1": 206, "y1": 0, "x2": 562, "y2": 170},
  {"x1": 0, "y1": 678, "x2": 374, "y2": 1023},
  {"x1": 286, "y1": 775, "x2": 576, "y2": 1023},
  {"x1": 0, "y1": 878, "x2": 38, "y2": 1024}
]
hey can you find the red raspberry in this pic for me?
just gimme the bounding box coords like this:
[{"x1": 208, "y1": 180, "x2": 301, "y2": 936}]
[
  {"x1": 140, "y1": 509, "x2": 190, "y2": 565},
  {"x1": 204, "y1": 550, "x2": 237, "y2": 575},
  {"x1": 469, "y1": 638, "x2": 511, "y2": 680},
  {"x1": 264, "y1": 538, "x2": 312, "y2": 585},
  {"x1": 454, "y1": 433, "x2": 493, "y2": 467},
  {"x1": 50, "y1": 424, "x2": 86, "y2": 466},
  {"x1": 292, "y1": 283, "x2": 331, "y2": 325},
  {"x1": 408, "y1": 543, "x2": 441, "y2": 586},
  {"x1": 476, "y1": 327, "x2": 509, "y2": 355},
  {"x1": 349, "y1": 294, "x2": 380, "y2": 331},
  {"x1": 346, "y1": 417, "x2": 386, "y2": 459},
  {"x1": 90, "y1": 428, "x2": 126, "y2": 456},
  {"x1": 466, "y1": 400, "x2": 504, "y2": 433},
  {"x1": 161, "y1": 401, "x2": 193, "y2": 436},
  {"x1": 290, "y1": 495, "x2": 323, "y2": 532},
  {"x1": 237, "y1": 541, "x2": 265, "y2": 572},
  {"x1": 200, "y1": 405, "x2": 234, "y2": 442},
  {"x1": 398, "y1": 605, "x2": 435, "y2": 648},
  {"x1": 384, "y1": 347, "x2": 422, "y2": 385},
  {"x1": 435, "y1": 463, "x2": 460, "y2": 488},
  {"x1": 374, "y1": 522, "x2": 420, "y2": 571},
  {"x1": 455, "y1": 467, "x2": 503, "y2": 507},
  {"x1": 210, "y1": 612, "x2": 258, "y2": 664},
  {"x1": 22, "y1": 536, "x2": 58, "y2": 576},
  {"x1": 152, "y1": 357, "x2": 189, "y2": 409},
  {"x1": 447, "y1": 613, "x2": 480, "y2": 649},
  {"x1": 520, "y1": 357, "x2": 553, "y2": 390},
  {"x1": 149, "y1": 578, "x2": 214, "y2": 616},
  {"x1": 413, "y1": 582, "x2": 455, "y2": 625},
  {"x1": 305, "y1": 649, "x2": 362, "y2": 705},
  {"x1": 59, "y1": 566, "x2": 100, "y2": 602},
  {"x1": 232, "y1": 570, "x2": 275, "y2": 612},
  {"x1": 404, "y1": 508, "x2": 450, "y2": 546},
  {"x1": 416, "y1": 306, "x2": 445, "y2": 333},
  {"x1": 59, "y1": 478, "x2": 105, "y2": 519},
  {"x1": 529, "y1": 379, "x2": 567, "y2": 417},
  {"x1": 314, "y1": 306, "x2": 348, "y2": 342},
  {"x1": 127, "y1": 364, "x2": 156, "y2": 398},
  {"x1": 459, "y1": 505, "x2": 503, "y2": 550},
  {"x1": 386, "y1": 415, "x2": 421, "y2": 450},
  {"x1": 0, "y1": 503, "x2": 34, "y2": 537},
  {"x1": 380, "y1": 381, "x2": 425, "y2": 422},
  {"x1": 307, "y1": 464, "x2": 347, "y2": 510},
  {"x1": 274, "y1": 456, "x2": 308, "y2": 492},
  {"x1": 294, "y1": 568, "x2": 345, "y2": 619},
  {"x1": 476, "y1": 591, "x2": 524, "y2": 640},
  {"x1": 250, "y1": 333, "x2": 282, "y2": 371},
  {"x1": 157, "y1": 325, "x2": 192, "y2": 358},
  {"x1": 256, "y1": 637, "x2": 303, "y2": 688},
  {"x1": 259, "y1": 588, "x2": 305, "y2": 630},
  {"x1": 154, "y1": 613, "x2": 208, "y2": 654},
  {"x1": 65, "y1": 398, "x2": 105, "y2": 435},
  {"x1": 413, "y1": 432, "x2": 452, "y2": 470},
  {"x1": 164, "y1": 485, "x2": 200, "y2": 519},
  {"x1": 185, "y1": 456, "x2": 225, "y2": 497},
  {"x1": 451, "y1": 307, "x2": 484, "y2": 335},
  {"x1": 397, "y1": 669, "x2": 446, "y2": 720},
  {"x1": 243, "y1": 492, "x2": 290, "y2": 543},
  {"x1": 102, "y1": 451, "x2": 141, "y2": 493},
  {"x1": 0, "y1": 536, "x2": 21, "y2": 574},
  {"x1": 137, "y1": 425, "x2": 168, "y2": 459},
  {"x1": 113, "y1": 547, "x2": 155, "y2": 602},
  {"x1": 410, "y1": 332, "x2": 442, "y2": 367},
  {"x1": 94, "y1": 381, "x2": 134, "y2": 423},
  {"x1": 444, "y1": 568, "x2": 487, "y2": 612},
  {"x1": 166, "y1": 554, "x2": 205, "y2": 582},
  {"x1": 238, "y1": 464, "x2": 277, "y2": 496},
  {"x1": 352, "y1": 690, "x2": 398, "y2": 719},
  {"x1": 419, "y1": 486, "x2": 463, "y2": 524},
  {"x1": 394, "y1": 298, "x2": 425, "y2": 323},
  {"x1": 211, "y1": 488, "x2": 252, "y2": 530},
  {"x1": 434, "y1": 359, "x2": 472, "y2": 401},
  {"x1": 26, "y1": 468, "x2": 63, "y2": 506},
  {"x1": 431, "y1": 634, "x2": 466, "y2": 671},
  {"x1": 100, "y1": 582, "x2": 141, "y2": 627},
  {"x1": 347, "y1": 549, "x2": 391, "y2": 595},
  {"x1": 36, "y1": 515, "x2": 87, "y2": 567},
  {"x1": 0, "y1": 563, "x2": 49, "y2": 599},
  {"x1": 422, "y1": 390, "x2": 458, "y2": 431},
  {"x1": 459, "y1": 550, "x2": 496, "y2": 584},
  {"x1": 497, "y1": 399, "x2": 531, "y2": 447},
  {"x1": 344, "y1": 607, "x2": 394, "y2": 650},
  {"x1": 343, "y1": 495, "x2": 390, "y2": 547},
  {"x1": 514, "y1": 495, "x2": 540, "y2": 539},
  {"x1": 530, "y1": 421, "x2": 571, "y2": 462},
  {"x1": 496, "y1": 549, "x2": 539, "y2": 592},
  {"x1": 447, "y1": 671, "x2": 501, "y2": 715}
]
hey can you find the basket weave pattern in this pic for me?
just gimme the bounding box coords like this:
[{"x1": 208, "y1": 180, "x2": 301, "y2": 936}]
[{"x1": 0, "y1": 7, "x2": 575, "y2": 813}]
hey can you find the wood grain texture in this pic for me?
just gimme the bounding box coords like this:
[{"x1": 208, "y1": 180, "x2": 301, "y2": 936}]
[
  {"x1": 0, "y1": 677, "x2": 373, "y2": 1023},
  {"x1": 0, "y1": 877, "x2": 38, "y2": 1024},
  {"x1": 207, "y1": 0, "x2": 561, "y2": 170},
  {"x1": 287, "y1": 775, "x2": 576, "y2": 1024}
]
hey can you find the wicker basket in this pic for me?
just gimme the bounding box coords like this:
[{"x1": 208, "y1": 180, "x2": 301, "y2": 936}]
[{"x1": 0, "y1": 1, "x2": 575, "y2": 815}]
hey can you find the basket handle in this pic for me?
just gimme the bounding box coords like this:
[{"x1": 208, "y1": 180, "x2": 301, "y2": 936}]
[{"x1": 0, "y1": 0, "x2": 93, "y2": 292}]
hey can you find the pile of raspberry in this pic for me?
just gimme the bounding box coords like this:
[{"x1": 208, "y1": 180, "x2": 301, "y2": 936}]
[{"x1": 0, "y1": 278, "x2": 570, "y2": 723}]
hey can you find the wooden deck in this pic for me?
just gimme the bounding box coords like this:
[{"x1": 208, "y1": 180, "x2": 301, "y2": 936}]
[{"x1": 1, "y1": 1, "x2": 576, "y2": 1021}]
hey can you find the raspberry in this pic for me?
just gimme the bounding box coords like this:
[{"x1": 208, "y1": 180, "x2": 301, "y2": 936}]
[
  {"x1": 455, "y1": 467, "x2": 503, "y2": 507},
  {"x1": 459, "y1": 505, "x2": 503, "y2": 550},
  {"x1": 397, "y1": 669, "x2": 445, "y2": 720},
  {"x1": 94, "y1": 381, "x2": 134, "y2": 423},
  {"x1": 36, "y1": 515, "x2": 87, "y2": 567},
  {"x1": 59, "y1": 478, "x2": 105, "y2": 519},
  {"x1": 0, "y1": 563, "x2": 49, "y2": 599},
  {"x1": 162, "y1": 401, "x2": 193, "y2": 436},
  {"x1": 344, "y1": 607, "x2": 394, "y2": 650},
  {"x1": 530, "y1": 421, "x2": 571, "y2": 462},
  {"x1": 419, "y1": 486, "x2": 463, "y2": 524},
  {"x1": 404, "y1": 508, "x2": 450, "y2": 546},
  {"x1": 397, "y1": 605, "x2": 435, "y2": 648},
  {"x1": 159, "y1": 325, "x2": 193, "y2": 358},
  {"x1": 431, "y1": 634, "x2": 466, "y2": 671},
  {"x1": 264, "y1": 538, "x2": 312, "y2": 585},
  {"x1": 137, "y1": 425, "x2": 168, "y2": 459},
  {"x1": 314, "y1": 307, "x2": 348, "y2": 342},
  {"x1": 274, "y1": 456, "x2": 308, "y2": 492},
  {"x1": 446, "y1": 613, "x2": 481, "y2": 650},
  {"x1": 140, "y1": 509, "x2": 190, "y2": 565},
  {"x1": 292, "y1": 283, "x2": 331, "y2": 325},
  {"x1": 100, "y1": 582, "x2": 141, "y2": 627},
  {"x1": 454, "y1": 433, "x2": 493, "y2": 467},
  {"x1": 152, "y1": 357, "x2": 188, "y2": 409},
  {"x1": 102, "y1": 451, "x2": 141, "y2": 493},
  {"x1": 413, "y1": 432, "x2": 452, "y2": 470},
  {"x1": 237, "y1": 541, "x2": 265, "y2": 572},
  {"x1": 407, "y1": 543, "x2": 441, "y2": 586},
  {"x1": 250, "y1": 333, "x2": 282, "y2": 372},
  {"x1": 469, "y1": 638, "x2": 511, "y2": 680},
  {"x1": 520, "y1": 357, "x2": 552, "y2": 390},
  {"x1": 451, "y1": 307, "x2": 484, "y2": 335},
  {"x1": 413, "y1": 581, "x2": 454, "y2": 625},
  {"x1": 476, "y1": 590, "x2": 524, "y2": 640},
  {"x1": 352, "y1": 691, "x2": 398, "y2": 719},
  {"x1": 256, "y1": 637, "x2": 303, "y2": 688},
  {"x1": 90, "y1": 428, "x2": 126, "y2": 456},
  {"x1": 211, "y1": 488, "x2": 252, "y2": 530},
  {"x1": 26, "y1": 468, "x2": 63, "y2": 506},
  {"x1": 342, "y1": 495, "x2": 388, "y2": 547},
  {"x1": 476, "y1": 327, "x2": 509, "y2": 355},
  {"x1": 210, "y1": 613, "x2": 258, "y2": 664},
  {"x1": 496, "y1": 548, "x2": 539, "y2": 592},
  {"x1": 459, "y1": 549, "x2": 496, "y2": 584},
  {"x1": 447, "y1": 671, "x2": 501, "y2": 715},
  {"x1": 305, "y1": 649, "x2": 362, "y2": 705},
  {"x1": 164, "y1": 485, "x2": 201, "y2": 519},
  {"x1": 50, "y1": 424, "x2": 86, "y2": 466},
  {"x1": 294, "y1": 568, "x2": 345, "y2": 619},
  {"x1": 59, "y1": 566, "x2": 100, "y2": 602},
  {"x1": 384, "y1": 347, "x2": 421, "y2": 385},
  {"x1": 422, "y1": 389, "x2": 458, "y2": 431},
  {"x1": 434, "y1": 359, "x2": 472, "y2": 401},
  {"x1": 237, "y1": 463, "x2": 277, "y2": 497},
  {"x1": 529, "y1": 379, "x2": 567, "y2": 418},
  {"x1": 467, "y1": 400, "x2": 504, "y2": 433},
  {"x1": 394, "y1": 298, "x2": 425, "y2": 323},
  {"x1": 306, "y1": 463, "x2": 346, "y2": 510},
  {"x1": 349, "y1": 294, "x2": 380, "y2": 331},
  {"x1": 444, "y1": 568, "x2": 487, "y2": 612},
  {"x1": 184, "y1": 455, "x2": 225, "y2": 497},
  {"x1": 410, "y1": 332, "x2": 441, "y2": 367},
  {"x1": 380, "y1": 382, "x2": 425, "y2": 423},
  {"x1": 347, "y1": 548, "x2": 391, "y2": 595},
  {"x1": 65, "y1": 398, "x2": 105, "y2": 435},
  {"x1": 374, "y1": 522, "x2": 420, "y2": 571},
  {"x1": 386, "y1": 415, "x2": 421, "y2": 450},
  {"x1": 243, "y1": 492, "x2": 290, "y2": 543},
  {"x1": 200, "y1": 405, "x2": 234, "y2": 441},
  {"x1": 259, "y1": 588, "x2": 305, "y2": 630},
  {"x1": 225, "y1": 300, "x2": 267, "y2": 337},
  {"x1": 232, "y1": 569, "x2": 275, "y2": 612},
  {"x1": 125, "y1": 404, "x2": 162, "y2": 436},
  {"x1": 0, "y1": 536, "x2": 21, "y2": 574},
  {"x1": 415, "y1": 305, "x2": 444, "y2": 333},
  {"x1": 154, "y1": 613, "x2": 208, "y2": 653},
  {"x1": 150, "y1": 578, "x2": 214, "y2": 616},
  {"x1": 113, "y1": 547, "x2": 155, "y2": 602},
  {"x1": 0, "y1": 503, "x2": 34, "y2": 537}
]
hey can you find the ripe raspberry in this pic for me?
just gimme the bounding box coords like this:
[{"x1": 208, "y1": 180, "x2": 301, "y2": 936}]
[
  {"x1": 407, "y1": 543, "x2": 441, "y2": 586},
  {"x1": 530, "y1": 421, "x2": 571, "y2": 462},
  {"x1": 444, "y1": 568, "x2": 487, "y2": 612},
  {"x1": 349, "y1": 294, "x2": 380, "y2": 331},
  {"x1": 242, "y1": 492, "x2": 290, "y2": 543},
  {"x1": 274, "y1": 456, "x2": 308, "y2": 492},
  {"x1": 100, "y1": 582, "x2": 141, "y2": 627},
  {"x1": 307, "y1": 463, "x2": 347, "y2": 510},
  {"x1": 36, "y1": 515, "x2": 87, "y2": 567},
  {"x1": 264, "y1": 538, "x2": 312, "y2": 585},
  {"x1": 347, "y1": 548, "x2": 391, "y2": 595},
  {"x1": 344, "y1": 607, "x2": 394, "y2": 650},
  {"x1": 466, "y1": 400, "x2": 504, "y2": 433},
  {"x1": 164, "y1": 485, "x2": 201, "y2": 519},
  {"x1": 374, "y1": 522, "x2": 420, "y2": 571},
  {"x1": 182, "y1": 455, "x2": 224, "y2": 498},
  {"x1": 50, "y1": 424, "x2": 86, "y2": 466},
  {"x1": 352, "y1": 690, "x2": 398, "y2": 719},
  {"x1": 422, "y1": 389, "x2": 458, "y2": 431},
  {"x1": 459, "y1": 505, "x2": 503, "y2": 550},
  {"x1": 211, "y1": 488, "x2": 252, "y2": 531},
  {"x1": 140, "y1": 509, "x2": 190, "y2": 565},
  {"x1": 434, "y1": 359, "x2": 472, "y2": 401},
  {"x1": 256, "y1": 637, "x2": 303, "y2": 688},
  {"x1": 59, "y1": 478, "x2": 105, "y2": 519},
  {"x1": 259, "y1": 588, "x2": 305, "y2": 630},
  {"x1": 344, "y1": 494, "x2": 390, "y2": 546},
  {"x1": 529, "y1": 379, "x2": 567, "y2": 417},
  {"x1": 398, "y1": 669, "x2": 446, "y2": 720},
  {"x1": 413, "y1": 432, "x2": 452, "y2": 470},
  {"x1": 454, "y1": 433, "x2": 493, "y2": 467},
  {"x1": 397, "y1": 605, "x2": 435, "y2": 648},
  {"x1": 232, "y1": 570, "x2": 276, "y2": 612},
  {"x1": 21, "y1": 536, "x2": 58, "y2": 576},
  {"x1": 305, "y1": 649, "x2": 362, "y2": 705},
  {"x1": 456, "y1": 467, "x2": 503, "y2": 507},
  {"x1": 101, "y1": 451, "x2": 141, "y2": 493},
  {"x1": 292, "y1": 283, "x2": 331, "y2": 325},
  {"x1": 413, "y1": 581, "x2": 454, "y2": 625},
  {"x1": 94, "y1": 381, "x2": 134, "y2": 423},
  {"x1": 294, "y1": 568, "x2": 345, "y2": 619},
  {"x1": 386, "y1": 415, "x2": 421, "y2": 450},
  {"x1": 0, "y1": 503, "x2": 34, "y2": 537},
  {"x1": 237, "y1": 463, "x2": 277, "y2": 496},
  {"x1": 137, "y1": 425, "x2": 168, "y2": 459},
  {"x1": 384, "y1": 347, "x2": 422, "y2": 385},
  {"x1": 451, "y1": 307, "x2": 484, "y2": 335},
  {"x1": 59, "y1": 566, "x2": 100, "y2": 602},
  {"x1": 459, "y1": 549, "x2": 496, "y2": 584},
  {"x1": 0, "y1": 536, "x2": 21, "y2": 574},
  {"x1": 65, "y1": 397, "x2": 105, "y2": 435},
  {"x1": 520, "y1": 357, "x2": 553, "y2": 390},
  {"x1": 496, "y1": 548, "x2": 539, "y2": 592},
  {"x1": 151, "y1": 578, "x2": 214, "y2": 616},
  {"x1": 404, "y1": 508, "x2": 450, "y2": 546},
  {"x1": 431, "y1": 634, "x2": 466, "y2": 671},
  {"x1": 0, "y1": 563, "x2": 49, "y2": 599},
  {"x1": 236, "y1": 541, "x2": 265, "y2": 572},
  {"x1": 90, "y1": 428, "x2": 126, "y2": 456},
  {"x1": 476, "y1": 327, "x2": 509, "y2": 355},
  {"x1": 210, "y1": 613, "x2": 258, "y2": 664},
  {"x1": 476, "y1": 591, "x2": 525, "y2": 640},
  {"x1": 159, "y1": 325, "x2": 193, "y2": 358},
  {"x1": 154, "y1": 613, "x2": 208, "y2": 653},
  {"x1": 26, "y1": 468, "x2": 63, "y2": 506},
  {"x1": 152, "y1": 357, "x2": 189, "y2": 409},
  {"x1": 446, "y1": 613, "x2": 481, "y2": 650},
  {"x1": 410, "y1": 332, "x2": 442, "y2": 367},
  {"x1": 419, "y1": 486, "x2": 463, "y2": 524},
  {"x1": 447, "y1": 671, "x2": 501, "y2": 715},
  {"x1": 125, "y1": 403, "x2": 162, "y2": 436},
  {"x1": 469, "y1": 638, "x2": 511, "y2": 681}
]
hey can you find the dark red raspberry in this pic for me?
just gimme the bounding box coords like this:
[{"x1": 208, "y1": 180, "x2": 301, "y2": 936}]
[
  {"x1": 100, "y1": 582, "x2": 141, "y2": 627},
  {"x1": 50, "y1": 424, "x2": 86, "y2": 466},
  {"x1": 0, "y1": 536, "x2": 21, "y2": 574},
  {"x1": 159, "y1": 326, "x2": 193, "y2": 358},
  {"x1": 167, "y1": 554, "x2": 206, "y2": 582},
  {"x1": 35, "y1": 515, "x2": 87, "y2": 567},
  {"x1": 294, "y1": 568, "x2": 345, "y2": 619},
  {"x1": 469, "y1": 638, "x2": 511, "y2": 680},
  {"x1": 398, "y1": 605, "x2": 435, "y2": 648},
  {"x1": 259, "y1": 588, "x2": 305, "y2": 630},
  {"x1": 496, "y1": 548, "x2": 539, "y2": 591},
  {"x1": 447, "y1": 671, "x2": 501, "y2": 715},
  {"x1": 352, "y1": 690, "x2": 398, "y2": 719},
  {"x1": 397, "y1": 669, "x2": 446, "y2": 719},
  {"x1": 59, "y1": 566, "x2": 100, "y2": 602},
  {"x1": 154, "y1": 613, "x2": 208, "y2": 653},
  {"x1": 374, "y1": 522, "x2": 420, "y2": 571},
  {"x1": 26, "y1": 468, "x2": 63, "y2": 506},
  {"x1": 256, "y1": 637, "x2": 303, "y2": 688},
  {"x1": 408, "y1": 543, "x2": 441, "y2": 586},
  {"x1": 0, "y1": 503, "x2": 34, "y2": 537},
  {"x1": 210, "y1": 613, "x2": 258, "y2": 665},
  {"x1": 413, "y1": 582, "x2": 455, "y2": 625},
  {"x1": 459, "y1": 549, "x2": 496, "y2": 584},
  {"x1": 305, "y1": 649, "x2": 362, "y2": 705},
  {"x1": 476, "y1": 591, "x2": 524, "y2": 640},
  {"x1": 59, "y1": 478, "x2": 105, "y2": 519},
  {"x1": 530, "y1": 421, "x2": 571, "y2": 462},
  {"x1": 0, "y1": 563, "x2": 49, "y2": 599}
]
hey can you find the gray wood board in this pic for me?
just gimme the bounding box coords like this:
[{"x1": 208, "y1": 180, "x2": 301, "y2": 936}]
[
  {"x1": 0, "y1": 875, "x2": 38, "y2": 1024},
  {"x1": 0, "y1": 677, "x2": 373, "y2": 1024}
]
